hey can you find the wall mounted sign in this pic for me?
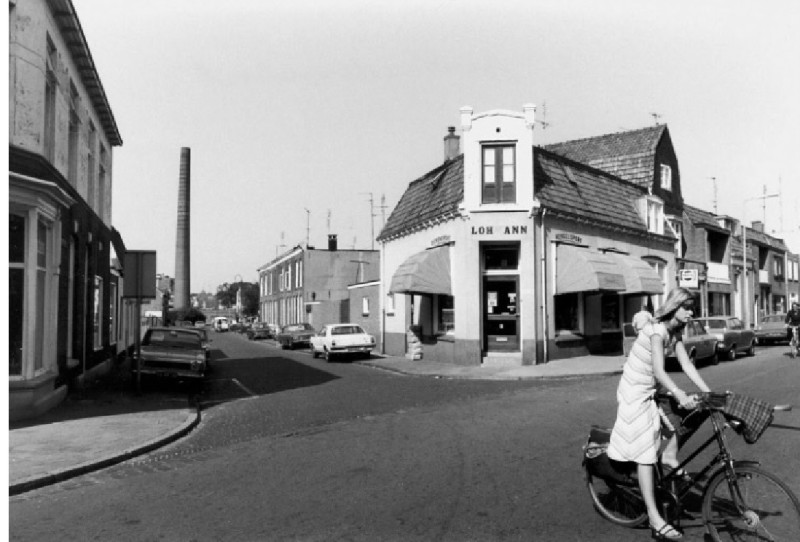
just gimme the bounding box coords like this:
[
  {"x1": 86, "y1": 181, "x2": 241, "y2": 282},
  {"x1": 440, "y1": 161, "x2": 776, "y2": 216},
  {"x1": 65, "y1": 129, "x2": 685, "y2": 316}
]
[
  {"x1": 471, "y1": 225, "x2": 528, "y2": 236},
  {"x1": 430, "y1": 235, "x2": 452, "y2": 247},
  {"x1": 679, "y1": 269, "x2": 699, "y2": 289},
  {"x1": 555, "y1": 233, "x2": 583, "y2": 244}
]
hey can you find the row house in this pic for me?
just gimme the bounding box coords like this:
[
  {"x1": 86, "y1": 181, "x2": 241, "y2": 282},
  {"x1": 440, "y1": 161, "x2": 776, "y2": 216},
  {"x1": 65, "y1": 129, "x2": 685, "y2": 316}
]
[
  {"x1": 9, "y1": 0, "x2": 134, "y2": 419},
  {"x1": 378, "y1": 106, "x2": 676, "y2": 366},
  {"x1": 257, "y1": 235, "x2": 380, "y2": 332}
]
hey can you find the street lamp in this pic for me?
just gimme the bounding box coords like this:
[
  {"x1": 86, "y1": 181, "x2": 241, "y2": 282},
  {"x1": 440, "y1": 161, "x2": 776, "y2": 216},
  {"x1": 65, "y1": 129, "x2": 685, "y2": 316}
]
[{"x1": 741, "y1": 193, "x2": 779, "y2": 328}]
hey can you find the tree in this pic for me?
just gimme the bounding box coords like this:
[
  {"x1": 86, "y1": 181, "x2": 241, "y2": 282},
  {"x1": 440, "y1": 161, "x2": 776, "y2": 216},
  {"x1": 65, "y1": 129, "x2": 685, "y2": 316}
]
[{"x1": 215, "y1": 281, "x2": 259, "y2": 317}]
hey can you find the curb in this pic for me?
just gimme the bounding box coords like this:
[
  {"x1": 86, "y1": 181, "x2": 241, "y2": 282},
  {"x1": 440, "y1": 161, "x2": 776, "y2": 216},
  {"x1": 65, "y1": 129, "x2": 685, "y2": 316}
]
[{"x1": 9, "y1": 406, "x2": 201, "y2": 496}]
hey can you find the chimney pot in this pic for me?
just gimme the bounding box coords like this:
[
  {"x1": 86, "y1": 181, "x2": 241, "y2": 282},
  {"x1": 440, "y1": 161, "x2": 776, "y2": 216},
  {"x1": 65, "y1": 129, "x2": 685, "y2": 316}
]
[
  {"x1": 328, "y1": 234, "x2": 338, "y2": 251},
  {"x1": 444, "y1": 126, "x2": 460, "y2": 161}
]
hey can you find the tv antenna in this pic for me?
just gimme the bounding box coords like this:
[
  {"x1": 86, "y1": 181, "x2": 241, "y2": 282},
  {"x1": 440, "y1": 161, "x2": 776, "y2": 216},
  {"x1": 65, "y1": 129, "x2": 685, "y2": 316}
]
[
  {"x1": 538, "y1": 101, "x2": 551, "y2": 130},
  {"x1": 650, "y1": 112, "x2": 662, "y2": 125},
  {"x1": 709, "y1": 177, "x2": 718, "y2": 214},
  {"x1": 304, "y1": 208, "x2": 311, "y2": 248},
  {"x1": 360, "y1": 192, "x2": 376, "y2": 250}
]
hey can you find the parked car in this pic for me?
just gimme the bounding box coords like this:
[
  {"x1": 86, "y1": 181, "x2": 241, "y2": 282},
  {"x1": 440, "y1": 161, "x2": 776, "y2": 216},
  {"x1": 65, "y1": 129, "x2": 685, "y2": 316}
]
[
  {"x1": 276, "y1": 323, "x2": 316, "y2": 349},
  {"x1": 310, "y1": 323, "x2": 376, "y2": 361},
  {"x1": 186, "y1": 327, "x2": 212, "y2": 361},
  {"x1": 134, "y1": 327, "x2": 207, "y2": 380},
  {"x1": 194, "y1": 320, "x2": 207, "y2": 328},
  {"x1": 693, "y1": 316, "x2": 756, "y2": 361},
  {"x1": 247, "y1": 322, "x2": 275, "y2": 341},
  {"x1": 665, "y1": 320, "x2": 719, "y2": 366},
  {"x1": 754, "y1": 314, "x2": 788, "y2": 345}
]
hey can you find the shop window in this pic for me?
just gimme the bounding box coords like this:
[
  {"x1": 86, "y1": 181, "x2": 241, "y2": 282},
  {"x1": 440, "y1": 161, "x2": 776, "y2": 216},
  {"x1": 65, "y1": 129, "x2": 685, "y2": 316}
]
[
  {"x1": 438, "y1": 295, "x2": 455, "y2": 335},
  {"x1": 93, "y1": 275, "x2": 103, "y2": 350},
  {"x1": 600, "y1": 293, "x2": 620, "y2": 331},
  {"x1": 481, "y1": 145, "x2": 516, "y2": 204},
  {"x1": 555, "y1": 293, "x2": 579, "y2": 333}
]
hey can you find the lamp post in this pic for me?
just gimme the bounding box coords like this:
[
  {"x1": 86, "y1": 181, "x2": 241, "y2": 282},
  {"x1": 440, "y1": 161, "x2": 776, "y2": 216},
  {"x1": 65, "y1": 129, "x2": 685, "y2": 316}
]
[{"x1": 741, "y1": 193, "x2": 779, "y2": 328}]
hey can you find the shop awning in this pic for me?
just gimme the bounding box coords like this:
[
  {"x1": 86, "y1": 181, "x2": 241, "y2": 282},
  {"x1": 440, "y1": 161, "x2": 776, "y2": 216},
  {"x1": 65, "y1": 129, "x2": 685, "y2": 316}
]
[
  {"x1": 556, "y1": 245, "x2": 626, "y2": 294},
  {"x1": 389, "y1": 246, "x2": 452, "y2": 296},
  {"x1": 608, "y1": 253, "x2": 664, "y2": 295}
]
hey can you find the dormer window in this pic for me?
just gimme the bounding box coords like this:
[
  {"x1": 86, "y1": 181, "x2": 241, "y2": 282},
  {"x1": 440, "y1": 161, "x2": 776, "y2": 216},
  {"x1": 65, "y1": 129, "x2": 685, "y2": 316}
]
[
  {"x1": 660, "y1": 164, "x2": 672, "y2": 191},
  {"x1": 482, "y1": 144, "x2": 516, "y2": 204}
]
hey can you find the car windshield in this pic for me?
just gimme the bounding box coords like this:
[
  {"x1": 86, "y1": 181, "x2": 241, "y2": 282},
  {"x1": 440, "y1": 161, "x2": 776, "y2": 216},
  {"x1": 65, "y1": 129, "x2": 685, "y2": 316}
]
[
  {"x1": 332, "y1": 325, "x2": 365, "y2": 335},
  {"x1": 143, "y1": 330, "x2": 202, "y2": 348}
]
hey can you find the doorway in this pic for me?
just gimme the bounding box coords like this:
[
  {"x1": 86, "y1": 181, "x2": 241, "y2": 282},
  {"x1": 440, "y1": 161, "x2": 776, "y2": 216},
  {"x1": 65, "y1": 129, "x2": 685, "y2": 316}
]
[{"x1": 483, "y1": 276, "x2": 519, "y2": 352}]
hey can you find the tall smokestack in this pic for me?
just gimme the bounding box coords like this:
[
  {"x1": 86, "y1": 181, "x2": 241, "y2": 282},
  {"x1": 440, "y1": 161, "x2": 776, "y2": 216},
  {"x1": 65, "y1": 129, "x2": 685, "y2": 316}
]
[{"x1": 174, "y1": 147, "x2": 191, "y2": 309}]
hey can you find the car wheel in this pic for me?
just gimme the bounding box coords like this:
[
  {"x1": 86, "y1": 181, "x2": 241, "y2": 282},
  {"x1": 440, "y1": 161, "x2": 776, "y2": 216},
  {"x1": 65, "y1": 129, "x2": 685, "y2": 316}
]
[
  {"x1": 311, "y1": 348, "x2": 319, "y2": 359},
  {"x1": 726, "y1": 344, "x2": 737, "y2": 361},
  {"x1": 746, "y1": 341, "x2": 755, "y2": 356}
]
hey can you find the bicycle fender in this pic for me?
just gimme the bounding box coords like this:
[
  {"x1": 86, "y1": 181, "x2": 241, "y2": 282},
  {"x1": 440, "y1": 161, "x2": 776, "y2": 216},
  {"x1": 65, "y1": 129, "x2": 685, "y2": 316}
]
[{"x1": 732, "y1": 460, "x2": 761, "y2": 469}]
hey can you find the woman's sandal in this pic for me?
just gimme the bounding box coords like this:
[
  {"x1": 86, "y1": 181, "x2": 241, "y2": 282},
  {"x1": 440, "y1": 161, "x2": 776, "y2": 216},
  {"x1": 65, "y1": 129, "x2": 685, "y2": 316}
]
[{"x1": 650, "y1": 523, "x2": 683, "y2": 540}]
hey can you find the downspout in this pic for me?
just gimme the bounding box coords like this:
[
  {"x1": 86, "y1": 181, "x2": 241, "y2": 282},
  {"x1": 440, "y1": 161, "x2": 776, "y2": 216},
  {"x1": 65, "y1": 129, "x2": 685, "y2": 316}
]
[
  {"x1": 540, "y1": 208, "x2": 548, "y2": 363},
  {"x1": 380, "y1": 240, "x2": 386, "y2": 355}
]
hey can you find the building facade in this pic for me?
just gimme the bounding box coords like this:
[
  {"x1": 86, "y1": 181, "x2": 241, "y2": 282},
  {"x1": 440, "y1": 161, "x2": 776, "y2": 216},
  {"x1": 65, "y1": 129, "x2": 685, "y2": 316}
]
[
  {"x1": 9, "y1": 0, "x2": 130, "y2": 420},
  {"x1": 378, "y1": 106, "x2": 676, "y2": 366},
  {"x1": 257, "y1": 235, "x2": 380, "y2": 332}
]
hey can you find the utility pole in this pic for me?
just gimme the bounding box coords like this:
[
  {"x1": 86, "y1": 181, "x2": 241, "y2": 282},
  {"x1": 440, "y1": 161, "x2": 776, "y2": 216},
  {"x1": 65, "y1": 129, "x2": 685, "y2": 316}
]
[{"x1": 742, "y1": 192, "x2": 780, "y2": 328}]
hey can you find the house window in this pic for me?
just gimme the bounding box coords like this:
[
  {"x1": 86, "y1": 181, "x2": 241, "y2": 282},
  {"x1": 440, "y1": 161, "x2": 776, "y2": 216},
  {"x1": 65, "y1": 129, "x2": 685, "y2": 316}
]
[
  {"x1": 87, "y1": 122, "x2": 96, "y2": 209},
  {"x1": 666, "y1": 217, "x2": 683, "y2": 258},
  {"x1": 44, "y1": 37, "x2": 57, "y2": 162},
  {"x1": 93, "y1": 275, "x2": 103, "y2": 350},
  {"x1": 646, "y1": 199, "x2": 664, "y2": 234},
  {"x1": 600, "y1": 293, "x2": 620, "y2": 331},
  {"x1": 385, "y1": 293, "x2": 395, "y2": 315},
  {"x1": 9, "y1": 214, "x2": 26, "y2": 376},
  {"x1": 438, "y1": 295, "x2": 455, "y2": 335},
  {"x1": 660, "y1": 164, "x2": 672, "y2": 191},
  {"x1": 481, "y1": 145, "x2": 516, "y2": 204},
  {"x1": 774, "y1": 256, "x2": 784, "y2": 279},
  {"x1": 362, "y1": 297, "x2": 369, "y2": 316},
  {"x1": 68, "y1": 82, "x2": 80, "y2": 185},
  {"x1": 98, "y1": 145, "x2": 107, "y2": 221}
]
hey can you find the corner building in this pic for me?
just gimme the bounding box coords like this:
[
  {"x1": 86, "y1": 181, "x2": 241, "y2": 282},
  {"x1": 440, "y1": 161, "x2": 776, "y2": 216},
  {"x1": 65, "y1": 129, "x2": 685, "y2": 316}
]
[{"x1": 379, "y1": 106, "x2": 677, "y2": 366}]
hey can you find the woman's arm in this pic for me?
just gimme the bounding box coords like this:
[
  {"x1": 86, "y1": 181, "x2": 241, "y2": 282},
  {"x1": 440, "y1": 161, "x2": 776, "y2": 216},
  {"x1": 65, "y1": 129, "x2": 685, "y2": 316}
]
[
  {"x1": 673, "y1": 341, "x2": 711, "y2": 392},
  {"x1": 651, "y1": 333, "x2": 696, "y2": 408}
]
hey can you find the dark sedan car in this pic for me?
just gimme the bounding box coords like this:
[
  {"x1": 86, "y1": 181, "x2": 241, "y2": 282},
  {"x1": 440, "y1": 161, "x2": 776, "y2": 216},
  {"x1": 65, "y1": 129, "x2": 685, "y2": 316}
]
[
  {"x1": 693, "y1": 316, "x2": 756, "y2": 361},
  {"x1": 665, "y1": 320, "x2": 719, "y2": 366},
  {"x1": 754, "y1": 314, "x2": 789, "y2": 345},
  {"x1": 134, "y1": 327, "x2": 207, "y2": 381},
  {"x1": 276, "y1": 323, "x2": 315, "y2": 349},
  {"x1": 247, "y1": 322, "x2": 275, "y2": 341}
]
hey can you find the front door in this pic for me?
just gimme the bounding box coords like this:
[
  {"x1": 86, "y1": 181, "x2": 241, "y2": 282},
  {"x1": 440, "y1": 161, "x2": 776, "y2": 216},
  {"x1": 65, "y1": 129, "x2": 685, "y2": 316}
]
[{"x1": 483, "y1": 276, "x2": 519, "y2": 352}]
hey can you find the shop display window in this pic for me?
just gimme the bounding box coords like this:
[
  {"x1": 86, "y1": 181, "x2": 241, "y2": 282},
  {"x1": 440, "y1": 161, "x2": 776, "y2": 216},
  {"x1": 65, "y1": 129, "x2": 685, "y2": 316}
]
[
  {"x1": 555, "y1": 293, "x2": 579, "y2": 333},
  {"x1": 438, "y1": 295, "x2": 455, "y2": 335}
]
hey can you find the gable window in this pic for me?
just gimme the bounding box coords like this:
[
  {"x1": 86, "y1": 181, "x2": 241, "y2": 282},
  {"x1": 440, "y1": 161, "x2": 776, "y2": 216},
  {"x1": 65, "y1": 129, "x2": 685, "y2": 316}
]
[
  {"x1": 660, "y1": 164, "x2": 672, "y2": 191},
  {"x1": 482, "y1": 145, "x2": 516, "y2": 204}
]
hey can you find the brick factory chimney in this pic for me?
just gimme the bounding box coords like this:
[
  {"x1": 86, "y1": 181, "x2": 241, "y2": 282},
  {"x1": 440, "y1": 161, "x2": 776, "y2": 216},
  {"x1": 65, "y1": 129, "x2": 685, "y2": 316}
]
[
  {"x1": 174, "y1": 147, "x2": 191, "y2": 309},
  {"x1": 328, "y1": 234, "x2": 338, "y2": 251},
  {"x1": 444, "y1": 126, "x2": 460, "y2": 161}
]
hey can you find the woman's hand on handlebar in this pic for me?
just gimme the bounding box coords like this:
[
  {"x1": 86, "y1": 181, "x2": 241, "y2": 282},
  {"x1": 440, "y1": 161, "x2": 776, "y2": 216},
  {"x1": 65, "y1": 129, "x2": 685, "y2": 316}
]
[{"x1": 674, "y1": 389, "x2": 699, "y2": 409}]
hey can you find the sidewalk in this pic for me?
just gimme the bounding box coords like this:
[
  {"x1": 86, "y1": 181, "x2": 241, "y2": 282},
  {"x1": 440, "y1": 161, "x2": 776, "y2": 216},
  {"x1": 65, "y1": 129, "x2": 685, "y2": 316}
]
[{"x1": 8, "y1": 353, "x2": 622, "y2": 495}]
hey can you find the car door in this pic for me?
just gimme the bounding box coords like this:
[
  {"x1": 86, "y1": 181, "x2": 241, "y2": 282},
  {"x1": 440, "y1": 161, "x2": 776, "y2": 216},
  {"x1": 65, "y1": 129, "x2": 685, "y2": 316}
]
[{"x1": 692, "y1": 321, "x2": 716, "y2": 360}]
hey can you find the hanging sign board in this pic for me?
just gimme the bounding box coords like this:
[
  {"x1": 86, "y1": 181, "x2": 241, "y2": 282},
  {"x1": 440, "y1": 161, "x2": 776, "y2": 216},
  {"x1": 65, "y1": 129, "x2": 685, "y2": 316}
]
[
  {"x1": 123, "y1": 250, "x2": 157, "y2": 299},
  {"x1": 679, "y1": 269, "x2": 699, "y2": 289}
]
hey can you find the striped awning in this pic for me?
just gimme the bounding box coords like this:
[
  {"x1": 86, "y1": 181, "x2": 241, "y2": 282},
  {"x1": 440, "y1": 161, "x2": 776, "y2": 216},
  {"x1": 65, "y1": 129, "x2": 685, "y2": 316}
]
[
  {"x1": 608, "y1": 253, "x2": 664, "y2": 295},
  {"x1": 556, "y1": 245, "x2": 626, "y2": 294}
]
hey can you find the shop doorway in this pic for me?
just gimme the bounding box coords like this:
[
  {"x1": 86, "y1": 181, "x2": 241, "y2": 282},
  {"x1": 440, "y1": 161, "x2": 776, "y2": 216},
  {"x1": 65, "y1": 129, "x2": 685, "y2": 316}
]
[{"x1": 483, "y1": 276, "x2": 519, "y2": 352}]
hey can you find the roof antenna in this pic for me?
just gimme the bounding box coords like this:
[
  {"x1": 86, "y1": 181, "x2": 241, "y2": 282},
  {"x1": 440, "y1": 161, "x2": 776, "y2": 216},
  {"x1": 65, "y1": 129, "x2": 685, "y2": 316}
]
[
  {"x1": 538, "y1": 101, "x2": 550, "y2": 130},
  {"x1": 709, "y1": 177, "x2": 718, "y2": 214},
  {"x1": 650, "y1": 112, "x2": 662, "y2": 125}
]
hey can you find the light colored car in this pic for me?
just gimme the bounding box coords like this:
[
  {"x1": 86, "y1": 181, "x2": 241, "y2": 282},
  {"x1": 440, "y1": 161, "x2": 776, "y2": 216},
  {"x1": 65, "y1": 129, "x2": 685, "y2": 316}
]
[
  {"x1": 134, "y1": 327, "x2": 207, "y2": 380},
  {"x1": 693, "y1": 316, "x2": 756, "y2": 361},
  {"x1": 310, "y1": 324, "x2": 376, "y2": 361},
  {"x1": 665, "y1": 320, "x2": 718, "y2": 366},
  {"x1": 213, "y1": 316, "x2": 229, "y2": 332},
  {"x1": 754, "y1": 313, "x2": 788, "y2": 345}
]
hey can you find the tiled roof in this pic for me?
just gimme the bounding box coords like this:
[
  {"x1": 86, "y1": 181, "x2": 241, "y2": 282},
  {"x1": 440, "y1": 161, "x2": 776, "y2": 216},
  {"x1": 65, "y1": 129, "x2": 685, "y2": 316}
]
[
  {"x1": 684, "y1": 204, "x2": 730, "y2": 234},
  {"x1": 544, "y1": 125, "x2": 666, "y2": 188},
  {"x1": 534, "y1": 147, "x2": 654, "y2": 235},
  {"x1": 377, "y1": 156, "x2": 464, "y2": 242}
]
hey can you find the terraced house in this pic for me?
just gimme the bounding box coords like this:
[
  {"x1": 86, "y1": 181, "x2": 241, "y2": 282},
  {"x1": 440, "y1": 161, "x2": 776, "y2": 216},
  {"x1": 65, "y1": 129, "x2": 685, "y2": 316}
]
[
  {"x1": 379, "y1": 106, "x2": 677, "y2": 366},
  {"x1": 9, "y1": 0, "x2": 134, "y2": 419}
]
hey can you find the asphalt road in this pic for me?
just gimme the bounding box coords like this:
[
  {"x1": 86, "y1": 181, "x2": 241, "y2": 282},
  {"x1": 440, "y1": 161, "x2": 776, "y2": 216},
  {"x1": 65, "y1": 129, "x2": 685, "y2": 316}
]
[{"x1": 9, "y1": 332, "x2": 800, "y2": 541}]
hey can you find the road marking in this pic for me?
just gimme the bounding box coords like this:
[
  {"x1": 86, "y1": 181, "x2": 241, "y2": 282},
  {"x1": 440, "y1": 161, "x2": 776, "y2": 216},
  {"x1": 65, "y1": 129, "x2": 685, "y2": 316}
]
[{"x1": 231, "y1": 378, "x2": 257, "y2": 397}]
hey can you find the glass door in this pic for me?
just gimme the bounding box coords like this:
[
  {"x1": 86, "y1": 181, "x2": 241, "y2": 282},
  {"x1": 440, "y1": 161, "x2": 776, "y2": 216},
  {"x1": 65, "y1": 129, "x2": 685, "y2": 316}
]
[{"x1": 483, "y1": 276, "x2": 519, "y2": 352}]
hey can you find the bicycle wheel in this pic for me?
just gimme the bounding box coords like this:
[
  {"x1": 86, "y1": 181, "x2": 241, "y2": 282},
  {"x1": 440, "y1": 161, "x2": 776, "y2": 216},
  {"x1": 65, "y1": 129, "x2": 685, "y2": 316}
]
[
  {"x1": 702, "y1": 465, "x2": 800, "y2": 541},
  {"x1": 585, "y1": 467, "x2": 648, "y2": 527}
]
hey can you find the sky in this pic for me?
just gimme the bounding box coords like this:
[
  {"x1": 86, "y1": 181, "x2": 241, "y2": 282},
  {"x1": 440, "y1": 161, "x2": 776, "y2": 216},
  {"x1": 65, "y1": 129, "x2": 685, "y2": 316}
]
[{"x1": 69, "y1": 0, "x2": 800, "y2": 293}]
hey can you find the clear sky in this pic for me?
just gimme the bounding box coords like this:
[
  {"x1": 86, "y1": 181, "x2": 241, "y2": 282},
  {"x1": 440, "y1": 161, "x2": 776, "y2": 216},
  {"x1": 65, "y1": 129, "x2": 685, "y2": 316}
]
[{"x1": 71, "y1": 0, "x2": 800, "y2": 293}]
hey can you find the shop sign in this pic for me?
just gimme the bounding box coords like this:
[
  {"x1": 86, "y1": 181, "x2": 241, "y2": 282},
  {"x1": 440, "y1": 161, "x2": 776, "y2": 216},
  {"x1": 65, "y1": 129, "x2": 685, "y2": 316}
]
[
  {"x1": 430, "y1": 235, "x2": 452, "y2": 247},
  {"x1": 471, "y1": 225, "x2": 528, "y2": 236},
  {"x1": 679, "y1": 269, "x2": 699, "y2": 289},
  {"x1": 555, "y1": 233, "x2": 583, "y2": 244}
]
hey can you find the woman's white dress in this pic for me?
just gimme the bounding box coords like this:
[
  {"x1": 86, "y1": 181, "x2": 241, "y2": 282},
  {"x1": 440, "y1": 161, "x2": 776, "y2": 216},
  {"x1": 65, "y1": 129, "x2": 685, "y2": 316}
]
[{"x1": 607, "y1": 322, "x2": 675, "y2": 465}]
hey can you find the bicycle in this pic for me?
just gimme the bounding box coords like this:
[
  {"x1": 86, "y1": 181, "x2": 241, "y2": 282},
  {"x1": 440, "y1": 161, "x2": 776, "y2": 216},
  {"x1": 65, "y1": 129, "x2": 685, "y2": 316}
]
[
  {"x1": 583, "y1": 392, "x2": 799, "y2": 541},
  {"x1": 789, "y1": 325, "x2": 799, "y2": 359}
]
